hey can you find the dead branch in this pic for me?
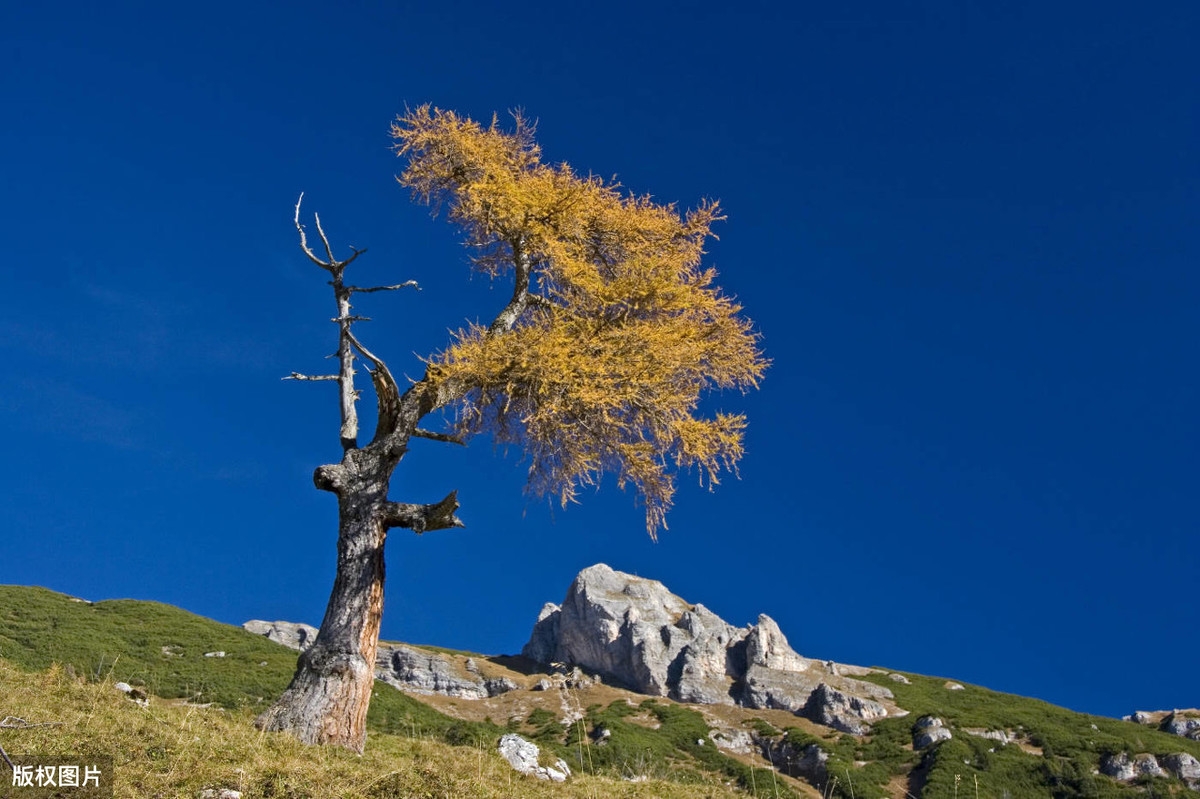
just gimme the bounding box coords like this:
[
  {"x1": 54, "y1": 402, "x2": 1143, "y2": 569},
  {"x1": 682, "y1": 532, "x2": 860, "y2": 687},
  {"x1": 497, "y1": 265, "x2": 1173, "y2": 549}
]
[
  {"x1": 381, "y1": 491, "x2": 464, "y2": 533},
  {"x1": 347, "y1": 281, "x2": 420, "y2": 294},
  {"x1": 413, "y1": 428, "x2": 466, "y2": 445},
  {"x1": 283, "y1": 372, "x2": 339, "y2": 382}
]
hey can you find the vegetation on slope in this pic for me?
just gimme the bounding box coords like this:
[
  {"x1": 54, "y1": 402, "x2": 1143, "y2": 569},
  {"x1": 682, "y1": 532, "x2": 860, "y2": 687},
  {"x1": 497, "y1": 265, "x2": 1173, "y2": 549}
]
[{"x1": 1, "y1": 585, "x2": 1196, "y2": 798}]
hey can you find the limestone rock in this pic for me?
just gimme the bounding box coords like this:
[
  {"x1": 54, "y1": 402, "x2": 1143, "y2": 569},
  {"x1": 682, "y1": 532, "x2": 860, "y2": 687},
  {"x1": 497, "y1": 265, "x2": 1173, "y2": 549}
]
[
  {"x1": 802, "y1": 683, "x2": 888, "y2": 735},
  {"x1": 1164, "y1": 712, "x2": 1200, "y2": 738},
  {"x1": 1100, "y1": 752, "x2": 1165, "y2": 781},
  {"x1": 498, "y1": 734, "x2": 571, "y2": 782},
  {"x1": 744, "y1": 614, "x2": 811, "y2": 672},
  {"x1": 763, "y1": 739, "x2": 828, "y2": 784},
  {"x1": 1101, "y1": 752, "x2": 1136, "y2": 781},
  {"x1": 1162, "y1": 752, "x2": 1200, "y2": 781},
  {"x1": 913, "y1": 716, "x2": 953, "y2": 748},
  {"x1": 741, "y1": 664, "x2": 821, "y2": 713},
  {"x1": 523, "y1": 603, "x2": 561, "y2": 665},
  {"x1": 944, "y1": 681, "x2": 965, "y2": 691},
  {"x1": 709, "y1": 728, "x2": 754, "y2": 754},
  {"x1": 521, "y1": 563, "x2": 903, "y2": 734},
  {"x1": 376, "y1": 644, "x2": 516, "y2": 699},
  {"x1": 888, "y1": 673, "x2": 911, "y2": 684},
  {"x1": 242, "y1": 620, "x2": 319, "y2": 652}
]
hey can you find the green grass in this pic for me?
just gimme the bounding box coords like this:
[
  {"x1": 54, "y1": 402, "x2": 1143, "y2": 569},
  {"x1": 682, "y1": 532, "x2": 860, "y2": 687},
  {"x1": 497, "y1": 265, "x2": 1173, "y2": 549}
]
[{"x1": 3, "y1": 585, "x2": 1196, "y2": 798}]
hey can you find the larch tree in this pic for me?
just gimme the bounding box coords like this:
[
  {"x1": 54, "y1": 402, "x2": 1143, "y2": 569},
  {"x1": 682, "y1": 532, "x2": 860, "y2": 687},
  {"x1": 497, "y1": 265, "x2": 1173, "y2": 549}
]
[{"x1": 255, "y1": 106, "x2": 767, "y2": 751}]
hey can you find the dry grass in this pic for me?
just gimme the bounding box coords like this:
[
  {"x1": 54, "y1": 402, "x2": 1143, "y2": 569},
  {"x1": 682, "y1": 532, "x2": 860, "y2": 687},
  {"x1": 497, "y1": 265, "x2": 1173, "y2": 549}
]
[{"x1": 0, "y1": 659, "x2": 752, "y2": 798}]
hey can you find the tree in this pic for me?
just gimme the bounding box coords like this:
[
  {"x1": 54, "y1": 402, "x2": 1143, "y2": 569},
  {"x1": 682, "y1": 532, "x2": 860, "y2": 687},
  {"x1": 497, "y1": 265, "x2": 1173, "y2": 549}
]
[{"x1": 255, "y1": 106, "x2": 768, "y2": 751}]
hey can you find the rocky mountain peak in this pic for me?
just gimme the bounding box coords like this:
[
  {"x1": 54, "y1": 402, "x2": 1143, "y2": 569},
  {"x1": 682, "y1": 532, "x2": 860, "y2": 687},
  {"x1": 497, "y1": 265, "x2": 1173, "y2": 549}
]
[{"x1": 522, "y1": 563, "x2": 903, "y2": 732}]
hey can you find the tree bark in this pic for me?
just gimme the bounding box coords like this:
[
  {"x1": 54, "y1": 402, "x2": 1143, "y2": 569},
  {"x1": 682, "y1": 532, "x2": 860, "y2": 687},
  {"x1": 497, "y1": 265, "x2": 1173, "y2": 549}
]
[{"x1": 255, "y1": 452, "x2": 392, "y2": 751}]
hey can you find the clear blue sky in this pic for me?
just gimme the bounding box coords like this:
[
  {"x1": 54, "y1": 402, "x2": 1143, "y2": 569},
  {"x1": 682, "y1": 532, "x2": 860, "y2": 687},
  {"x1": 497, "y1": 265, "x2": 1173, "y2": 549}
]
[{"x1": 1, "y1": 1, "x2": 1195, "y2": 720}]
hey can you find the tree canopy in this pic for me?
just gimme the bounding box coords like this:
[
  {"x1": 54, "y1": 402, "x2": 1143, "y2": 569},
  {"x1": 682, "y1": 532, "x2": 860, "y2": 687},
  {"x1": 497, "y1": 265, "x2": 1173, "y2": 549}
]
[{"x1": 392, "y1": 106, "x2": 767, "y2": 535}]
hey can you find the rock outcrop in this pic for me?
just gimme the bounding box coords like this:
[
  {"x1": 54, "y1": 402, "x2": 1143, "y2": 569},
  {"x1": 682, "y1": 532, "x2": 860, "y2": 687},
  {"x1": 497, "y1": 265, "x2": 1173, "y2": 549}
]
[
  {"x1": 243, "y1": 620, "x2": 515, "y2": 700},
  {"x1": 521, "y1": 564, "x2": 901, "y2": 734},
  {"x1": 243, "y1": 620, "x2": 318, "y2": 652},
  {"x1": 375, "y1": 644, "x2": 516, "y2": 699}
]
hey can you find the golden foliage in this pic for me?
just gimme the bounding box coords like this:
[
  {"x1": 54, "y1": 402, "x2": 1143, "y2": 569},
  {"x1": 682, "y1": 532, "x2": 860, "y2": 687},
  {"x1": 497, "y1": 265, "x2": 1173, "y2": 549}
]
[{"x1": 392, "y1": 106, "x2": 767, "y2": 536}]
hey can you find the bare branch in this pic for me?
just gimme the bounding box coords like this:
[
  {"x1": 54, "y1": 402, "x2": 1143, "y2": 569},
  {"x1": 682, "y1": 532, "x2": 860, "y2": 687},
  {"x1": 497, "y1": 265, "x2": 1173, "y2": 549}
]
[
  {"x1": 413, "y1": 428, "x2": 466, "y2": 446},
  {"x1": 295, "y1": 193, "x2": 334, "y2": 271},
  {"x1": 381, "y1": 490, "x2": 464, "y2": 533},
  {"x1": 345, "y1": 328, "x2": 402, "y2": 443},
  {"x1": 283, "y1": 372, "x2": 339, "y2": 382},
  {"x1": 314, "y1": 212, "x2": 337, "y2": 266},
  {"x1": 347, "y1": 281, "x2": 420, "y2": 294}
]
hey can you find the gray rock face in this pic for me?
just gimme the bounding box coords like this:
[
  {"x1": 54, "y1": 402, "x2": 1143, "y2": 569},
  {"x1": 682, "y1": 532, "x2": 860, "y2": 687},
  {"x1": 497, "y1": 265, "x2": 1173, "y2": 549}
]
[
  {"x1": 244, "y1": 617, "x2": 515, "y2": 700},
  {"x1": 763, "y1": 740, "x2": 828, "y2": 784},
  {"x1": 522, "y1": 564, "x2": 899, "y2": 735},
  {"x1": 1101, "y1": 752, "x2": 1137, "y2": 781},
  {"x1": 1165, "y1": 713, "x2": 1200, "y2": 738},
  {"x1": 498, "y1": 734, "x2": 571, "y2": 782},
  {"x1": 376, "y1": 644, "x2": 516, "y2": 699},
  {"x1": 243, "y1": 620, "x2": 319, "y2": 652},
  {"x1": 1101, "y1": 752, "x2": 1166, "y2": 782},
  {"x1": 1162, "y1": 752, "x2": 1200, "y2": 781},
  {"x1": 802, "y1": 684, "x2": 888, "y2": 736}
]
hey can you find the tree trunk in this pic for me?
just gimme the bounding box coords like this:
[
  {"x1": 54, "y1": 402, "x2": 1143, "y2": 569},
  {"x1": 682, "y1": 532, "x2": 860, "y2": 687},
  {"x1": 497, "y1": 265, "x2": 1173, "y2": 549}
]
[{"x1": 255, "y1": 471, "x2": 388, "y2": 752}]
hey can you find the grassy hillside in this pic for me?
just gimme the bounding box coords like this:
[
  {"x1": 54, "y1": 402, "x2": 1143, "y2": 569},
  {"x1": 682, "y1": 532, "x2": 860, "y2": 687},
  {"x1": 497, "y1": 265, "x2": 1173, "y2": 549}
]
[{"x1": 0, "y1": 585, "x2": 1195, "y2": 798}]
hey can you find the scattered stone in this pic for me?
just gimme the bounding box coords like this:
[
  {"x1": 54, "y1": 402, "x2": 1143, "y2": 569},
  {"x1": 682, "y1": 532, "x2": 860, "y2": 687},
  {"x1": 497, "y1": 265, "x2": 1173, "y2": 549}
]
[
  {"x1": 1132, "y1": 711, "x2": 1154, "y2": 724},
  {"x1": 464, "y1": 658, "x2": 479, "y2": 673},
  {"x1": 162, "y1": 645, "x2": 182, "y2": 658},
  {"x1": 888, "y1": 673, "x2": 911, "y2": 684},
  {"x1": 1133, "y1": 754, "x2": 1165, "y2": 778},
  {"x1": 114, "y1": 681, "x2": 148, "y2": 706},
  {"x1": 944, "y1": 682, "x2": 965, "y2": 691},
  {"x1": 198, "y1": 790, "x2": 242, "y2": 799},
  {"x1": 204, "y1": 651, "x2": 225, "y2": 658},
  {"x1": 532, "y1": 678, "x2": 554, "y2": 692},
  {"x1": 497, "y1": 733, "x2": 571, "y2": 782}
]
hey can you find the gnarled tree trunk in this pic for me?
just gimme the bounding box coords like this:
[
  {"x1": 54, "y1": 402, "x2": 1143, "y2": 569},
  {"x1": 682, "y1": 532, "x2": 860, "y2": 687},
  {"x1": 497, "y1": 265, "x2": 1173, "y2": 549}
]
[{"x1": 255, "y1": 455, "x2": 391, "y2": 750}]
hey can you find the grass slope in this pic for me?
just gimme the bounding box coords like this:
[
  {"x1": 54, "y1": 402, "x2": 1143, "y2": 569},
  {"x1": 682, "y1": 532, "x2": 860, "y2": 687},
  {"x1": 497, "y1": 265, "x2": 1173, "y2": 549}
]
[{"x1": 0, "y1": 585, "x2": 1195, "y2": 798}]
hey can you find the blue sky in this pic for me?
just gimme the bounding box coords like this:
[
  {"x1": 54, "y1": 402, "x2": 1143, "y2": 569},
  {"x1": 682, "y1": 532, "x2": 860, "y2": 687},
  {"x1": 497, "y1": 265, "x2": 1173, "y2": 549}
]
[{"x1": 1, "y1": 1, "x2": 1195, "y2": 720}]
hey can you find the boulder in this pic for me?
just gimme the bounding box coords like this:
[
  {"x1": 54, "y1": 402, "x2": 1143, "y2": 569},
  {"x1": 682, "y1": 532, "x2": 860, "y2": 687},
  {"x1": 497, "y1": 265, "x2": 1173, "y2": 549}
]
[
  {"x1": 242, "y1": 620, "x2": 319, "y2": 652},
  {"x1": 1100, "y1": 752, "x2": 1164, "y2": 782},
  {"x1": 913, "y1": 716, "x2": 952, "y2": 748},
  {"x1": 1161, "y1": 752, "x2": 1200, "y2": 781},
  {"x1": 709, "y1": 728, "x2": 754, "y2": 754},
  {"x1": 497, "y1": 734, "x2": 571, "y2": 782}
]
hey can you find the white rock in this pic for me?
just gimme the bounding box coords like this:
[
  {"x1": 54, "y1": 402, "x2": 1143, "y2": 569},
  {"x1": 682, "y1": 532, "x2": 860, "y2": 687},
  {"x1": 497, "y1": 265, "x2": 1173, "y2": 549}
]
[{"x1": 497, "y1": 733, "x2": 571, "y2": 782}]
